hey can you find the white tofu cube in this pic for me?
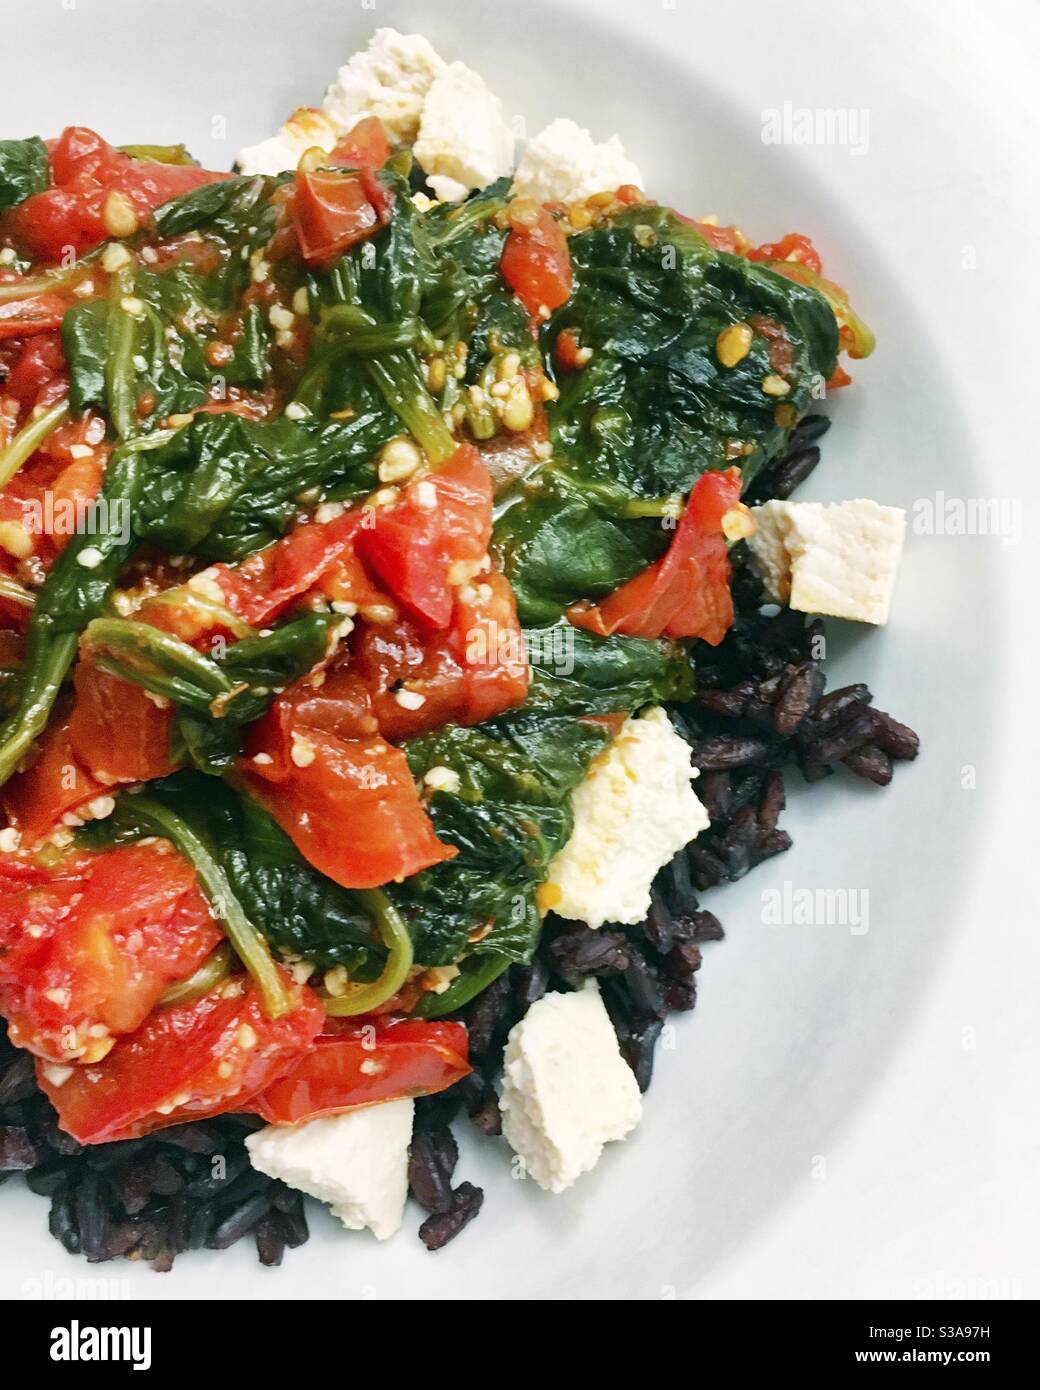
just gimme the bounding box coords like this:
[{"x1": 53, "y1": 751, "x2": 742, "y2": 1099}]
[
  {"x1": 322, "y1": 28, "x2": 446, "y2": 147},
  {"x1": 500, "y1": 983, "x2": 642, "y2": 1193},
  {"x1": 511, "y1": 117, "x2": 643, "y2": 204},
  {"x1": 747, "y1": 498, "x2": 906, "y2": 625},
  {"x1": 236, "y1": 107, "x2": 338, "y2": 177},
  {"x1": 413, "y1": 61, "x2": 515, "y2": 202},
  {"x1": 245, "y1": 1098, "x2": 414, "y2": 1240},
  {"x1": 542, "y1": 706, "x2": 710, "y2": 929}
]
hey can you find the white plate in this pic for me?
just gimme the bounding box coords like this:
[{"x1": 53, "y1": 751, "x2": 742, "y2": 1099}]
[{"x1": 1, "y1": 0, "x2": 1036, "y2": 1301}]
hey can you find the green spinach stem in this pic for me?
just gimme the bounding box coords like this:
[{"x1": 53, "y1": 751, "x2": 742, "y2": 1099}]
[
  {"x1": 322, "y1": 888, "x2": 414, "y2": 1015},
  {"x1": 126, "y1": 795, "x2": 294, "y2": 1018}
]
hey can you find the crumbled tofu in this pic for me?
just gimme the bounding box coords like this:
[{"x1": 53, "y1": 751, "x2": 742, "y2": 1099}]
[
  {"x1": 322, "y1": 28, "x2": 446, "y2": 147},
  {"x1": 236, "y1": 106, "x2": 338, "y2": 176},
  {"x1": 511, "y1": 117, "x2": 643, "y2": 203},
  {"x1": 500, "y1": 983, "x2": 642, "y2": 1193},
  {"x1": 543, "y1": 707, "x2": 709, "y2": 929},
  {"x1": 414, "y1": 62, "x2": 515, "y2": 202},
  {"x1": 246, "y1": 1099, "x2": 414, "y2": 1240},
  {"x1": 747, "y1": 498, "x2": 906, "y2": 625}
]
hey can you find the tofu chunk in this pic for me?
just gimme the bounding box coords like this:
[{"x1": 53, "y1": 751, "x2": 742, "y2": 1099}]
[
  {"x1": 542, "y1": 706, "x2": 709, "y2": 929},
  {"x1": 236, "y1": 107, "x2": 338, "y2": 177},
  {"x1": 500, "y1": 983, "x2": 642, "y2": 1193},
  {"x1": 747, "y1": 498, "x2": 906, "y2": 625},
  {"x1": 511, "y1": 117, "x2": 643, "y2": 203},
  {"x1": 322, "y1": 28, "x2": 446, "y2": 147},
  {"x1": 413, "y1": 62, "x2": 515, "y2": 202},
  {"x1": 245, "y1": 1099, "x2": 413, "y2": 1240}
]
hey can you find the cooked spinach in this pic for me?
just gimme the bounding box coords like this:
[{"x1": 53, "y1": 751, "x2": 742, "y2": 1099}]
[
  {"x1": 78, "y1": 772, "x2": 384, "y2": 976},
  {"x1": 82, "y1": 609, "x2": 339, "y2": 773},
  {"x1": 0, "y1": 136, "x2": 48, "y2": 212},
  {"x1": 130, "y1": 410, "x2": 394, "y2": 559},
  {"x1": 494, "y1": 491, "x2": 665, "y2": 626},
  {"x1": 297, "y1": 172, "x2": 456, "y2": 462},
  {"x1": 552, "y1": 206, "x2": 838, "y2": 494},
  {"x1": 0, "y1": 432, "x2": 170, "y2": 787},
  {"x1": 493, "y1": 206, "x2": 839, "y2": 623},
  {"x1": 62, "y1": 174, "x2": 289, "y2": 431}
]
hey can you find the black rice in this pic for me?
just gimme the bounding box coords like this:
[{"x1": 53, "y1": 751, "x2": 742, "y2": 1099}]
[{"x1": 0, "y1": 1024, "x2": 310, "y2": 1271}]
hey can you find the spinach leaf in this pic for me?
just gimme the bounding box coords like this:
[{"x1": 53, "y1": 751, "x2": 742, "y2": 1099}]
[
  {"x1": 394, "y1": 715, "x2": 606, "y2": 966},
  {"x1": 130, "y1": 411, "x2": 394, "y2": 560},
  {"x1": 493, "y1": 490, "x2": 664, "y2": 626},
  {"x1": 0, "y1": 137, "x2": 48, "y2": 212},
  {"x1": 62, "y1": 175, "x2": 289, "y2": 430},
  {"x1": 152, "y1": 174, "x2": 273, "y2": 240},
  {"x1": 63, "y1": 262, "x2": 270, "y2": 429},
  {"x1": 79, "y1": 774, "x2": 383, "y2": 980},
  {"x1": 298, "y1": 174, "x2": 457, "y2": 462},
  {"x1": 61, "y1": 300, "x2": 109, "y2": 416},
  {"x1": 520, "y1": 624, "x2": 693, "y2": 713},
  {"x1": 417, "y1": 178, "x2": 528, "y2": 373},
  {"x1": 552, "y1": 206, "x2": 838, "y2": 495}
]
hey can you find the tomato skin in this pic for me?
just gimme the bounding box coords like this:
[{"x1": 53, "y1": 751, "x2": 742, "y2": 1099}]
[
  {"x1": 242, "y1": 719, "x2": 456, "y2": 889},
  {"x1": 252, "y1": 1016, "x2": 470, "y2": 1124},
  {"x1": 291, "y1": 165, "x2": 392, "y2": 268},
  {"x1": 449, "y1": 568, "x2": 530, "y2": 724},
  {"x1": 356, "y1": 444, "x2": 494, "y2": 632},
  {"x1": 0, "y1": 294, "x2": 71, "y2": 340},
  {"x1": 350, "y1": 621, "x2": 464, "y2": 741},
  {"x1": 41, "y1": 452, "x2": 105, "y2": 556},
  {"x1": 10, "y1": 127, "x2": 229, "y2": 262},
  {"x1": 0, "y1": 842, "x2": 222, "y2": 1063},
  {"x1": 36, "y1": 976, "x2": 324, "y2": 1144},
  {"x1": 1, "y1": 333, "x2": 66, "y2": 406},
  {"x1": 0, "y1": 856, "x2": 86, "y2": 983},
  {"x1": 268, "y1": 570, "x2": 529, "y2": 746},
  {"x1": 554, "y1": 327, "x2": 586, "y2": 372},
  {"x1": 500, "y1": 206, "x2": 573, "y2": 316},
  {"x1": 746, "y1": 232, "x2": 823, "y2": 274},
  {"x1": 568, "y1": 468, "x2": 742, "y2": 644},
  {"x1": 2, "y1": 716, "x2": 106, "y2": 845},
  {"x1": 68, "y1": 660, "x2": 177, "y2": 784},
  {"x1": 328, "y1": 116, "x2": 390, "y2": 172},
  {"x1": 215, "y1": 509, "x2": 386, "y2": 627}
]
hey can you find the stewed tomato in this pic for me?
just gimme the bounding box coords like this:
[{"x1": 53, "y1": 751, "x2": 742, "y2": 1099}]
[
  {"x1": 0, "y1": 293, "x2": 71, "y2": 340},
  {"x1": 500, "y1": 203, "x2": 573, "y2": 317},
  {"x1": 8, "y1": 127, "x2": 229, "y2": 262},
  {"x1": 36, "y1": 975, "x2": 324, "y2": 1144},
  {"x1": 2, "y1": 715, "x2": 106, "y2": 845},
  {"x1": 0, "y1": 333, "x2": 67, "y2": 408},
  {"x1": 252, "y1": 1016, "x2": 470, "y2": 1124},
  {"x1": 568, "y1": 467, "x2": 742, "y2": 644},
  {"x1": 356, "y1": 444, "x2": 494, "y2": 632},
  {"x1": 328, "y1": 116, "x2": 391, "y2": 172},
  {"x1": 214, "y1": 508, "x2": 388, "y2": 627},
  {"x1": 68, "y1": 660, "x2": 177, "y2": 785},
  {"x1": 291, "y1": 164, "x2": 393, "y2": 268},
  {"x1": 241, "y1": 716, "x2": 456, "y2": 890},
  {"x1": 0, "y1": 841, "x2": 222, "y2": 1063}
]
